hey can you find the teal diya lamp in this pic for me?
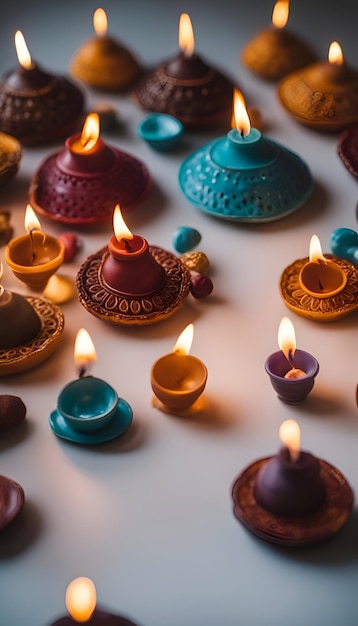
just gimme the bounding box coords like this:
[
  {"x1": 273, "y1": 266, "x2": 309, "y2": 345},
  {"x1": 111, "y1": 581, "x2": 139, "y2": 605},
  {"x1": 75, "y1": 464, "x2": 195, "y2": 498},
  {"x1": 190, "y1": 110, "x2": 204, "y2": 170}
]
[{"x1": 178, "y1": 90, "x2": 313, "y2": 222}]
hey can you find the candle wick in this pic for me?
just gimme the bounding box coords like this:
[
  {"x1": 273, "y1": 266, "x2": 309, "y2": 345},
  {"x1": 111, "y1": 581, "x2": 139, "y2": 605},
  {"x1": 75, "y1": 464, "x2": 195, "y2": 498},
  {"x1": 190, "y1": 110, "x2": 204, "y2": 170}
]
[
  {"x1": 288, "y1": 349, "x2": 295, "y2": 368},
  {"x1": 30, "y1": 228, "x2": 36, "y2": 261},
  {"x1": 78, "y1": 366, "x2": 87, "y2": 378},
  {"x1": 122, "y1": 238, "x2": 134, "y2": 252}
]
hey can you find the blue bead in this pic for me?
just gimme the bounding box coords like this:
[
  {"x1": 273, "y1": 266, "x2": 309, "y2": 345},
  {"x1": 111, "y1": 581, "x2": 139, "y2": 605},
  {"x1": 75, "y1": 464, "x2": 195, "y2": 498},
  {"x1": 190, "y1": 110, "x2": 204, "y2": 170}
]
[
  {"x1": 172, "y1": 226, "x2": 201, "y2": 253},
  {"x1": 329, "y1": 227, "x2": 358, "y2": 266}
]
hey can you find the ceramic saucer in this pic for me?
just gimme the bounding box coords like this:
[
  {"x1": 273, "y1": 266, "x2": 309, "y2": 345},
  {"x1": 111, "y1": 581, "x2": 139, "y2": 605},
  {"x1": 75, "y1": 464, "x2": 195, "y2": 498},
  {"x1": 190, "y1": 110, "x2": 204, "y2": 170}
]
[{"x1": 49, "y1": 399, "x2": 133, "y2": 445}]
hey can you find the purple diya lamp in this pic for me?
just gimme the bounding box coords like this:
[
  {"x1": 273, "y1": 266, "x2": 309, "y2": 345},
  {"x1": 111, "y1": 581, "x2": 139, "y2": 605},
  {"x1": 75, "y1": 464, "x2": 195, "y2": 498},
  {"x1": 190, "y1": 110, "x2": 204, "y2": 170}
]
[
  {"x1": 179, "y1": 90, "x2": 313, "y2": 222},
  {"x1": 280, "y1": 233, "x2": 358, "y2": 321},
  {"x1": 337, "y1": 123, "x2": 358, "y2": 180},
  {"x1": 265, "y1": 316, "x2": 319, "y2": 403},
  {"x1": 241, "y1": 0, "x2": 316, "y2": 81},
  {"x1": 29, "y1": 113, "x2": 151, "y2": 225},
  {"x1": 232, "y1": 419, "x2": 354, "y2": 547},
  {"x1": 76, "y1": 205, "x2": 191, "y2": 326},
  {"x1": 132, "y1": 13, "x2": 235, "y2": 129},
  {"x1": 0, "y1": 31, "x2": 84, "y2": 145},
  {"x1": 51, "y1": 577, "x2": 139, "y2": 625},
  {"x1": 69, "y1": 8, "x2": 141, "y2": 92}
]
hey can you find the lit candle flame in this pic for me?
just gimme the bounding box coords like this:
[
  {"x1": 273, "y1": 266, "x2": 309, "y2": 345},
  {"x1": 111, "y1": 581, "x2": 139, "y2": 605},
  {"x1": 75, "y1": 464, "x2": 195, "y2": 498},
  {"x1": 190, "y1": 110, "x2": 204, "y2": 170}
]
[
  {"x1": 309, "y1": 234, "x2": 326, "y2": 264},
  {"x1": 233, "y1": 89, "x2": 251, "y2": 138},
  {"x1": 113, "y1": 204, "x2": 134, "y2": 243},
  {"x1": 278, "y1": 316, "x2": 296, "y2": 363},
  {"x1": 272, "y1": 0, "x2": 289, "y2": 29},
  {"x1": 328, "y1": 41, "x2": 343, "y2": 65},
  {"x1": 93, "y1": 7, "x2": 108, "y2": 37},
  {"x1": 172, "y1": 323, "x2": 194, "y2": 356},
  {"x1": 179, "y1": 13, "x2": 195, "y2": 58},
  {"x1": 74, "y1": 328, "x2": 97, "y2": 377},
  {"x1": 14, "y1": 30, "x2": 33, "y2": 69},
  {"x1": 77, "y1": 113, "x2": 100, "y2": 152},
  {"x1": 279, "y1": 419, "x2": 300, "y2": 462},
  {"x1": 25, "y1": 204, "x2": 41, "y2": 233},
  {"x1": 65, "y1": 577, "x2": 97, "y2": 622}
]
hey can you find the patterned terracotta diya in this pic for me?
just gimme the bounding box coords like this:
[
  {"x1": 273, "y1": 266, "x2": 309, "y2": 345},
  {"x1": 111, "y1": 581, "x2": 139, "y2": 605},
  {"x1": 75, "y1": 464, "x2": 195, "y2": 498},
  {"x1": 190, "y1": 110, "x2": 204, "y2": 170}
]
[
  {"x1": 280, "y1": 234, "x2": 358, "y2": 321},
  {"x1": 29, "y1": 113, "x2": 151, "y2": 225},
  {"x1": 0, "y1": 31, "x2": 84, "y2": 145},
  {"x1": 278, "y1": 41, "x2": 358, "y2": 131},
  {"x1": 69, "y1": 8, "x2": 141, "y2": 91},
  {"x1": 242, "y1": 0, "x2": 316, "y2": 81},
  {"x1": 132, "y1": 13, "x2": 235, "y2": 129},
  {"x1": 76, "y1": 205, "x2": 191, "y2": 326},
  {"x1": 337, "y1": 123, "x2": 358, "y2": 179}
]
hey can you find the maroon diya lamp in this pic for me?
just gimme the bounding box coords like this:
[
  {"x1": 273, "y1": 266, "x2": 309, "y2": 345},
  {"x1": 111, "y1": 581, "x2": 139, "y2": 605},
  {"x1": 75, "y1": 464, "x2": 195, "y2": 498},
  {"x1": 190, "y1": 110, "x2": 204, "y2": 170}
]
[
  {"x1": 76, "y1": 205, "x2": 191, "y2": 326},
  {"x1": 232, "y1": 419, "x2": 353, "y2": 547},
  {"x1": 132, "y1": 12, "x2": 236, "y2": 129},
  {"x1": 29, "y1": 113, "x2": 151, "y2": 225},
  {"x1": 0, "y1": 31, "x2": 84, "y2": 145}
]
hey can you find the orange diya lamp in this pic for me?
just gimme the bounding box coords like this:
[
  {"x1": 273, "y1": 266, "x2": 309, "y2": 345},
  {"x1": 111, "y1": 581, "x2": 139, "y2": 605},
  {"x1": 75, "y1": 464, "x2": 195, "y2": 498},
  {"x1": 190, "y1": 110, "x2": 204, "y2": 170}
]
[
  {"x1": 132, "y1": 12, "x2": 236, "y2": 129},
  {"x1": 69, "y1": 8, "x2": 141, "y2": 91},
  {"x1": 29, "y1": 112, "x2": 151, "y2": 225},
  {"x1": 242, "y1": 0, "x2": 316, "y2": 81},
  {"x1": 280, "y1": 233, "x2": 358, "y2": 321},
  {"x1": 76, "y1": 205, "x2": 191, "y2": 326},
  {"x1": 278, "y1": 41, "x2": 358, "y2": 130},
  {"x1": 0, "y1": 30, "x2": 84, "y2": 144}
]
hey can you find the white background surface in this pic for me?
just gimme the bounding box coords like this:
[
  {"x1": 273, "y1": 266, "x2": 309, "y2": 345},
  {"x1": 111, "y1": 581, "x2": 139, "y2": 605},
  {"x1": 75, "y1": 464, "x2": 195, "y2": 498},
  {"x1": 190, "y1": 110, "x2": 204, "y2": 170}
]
[{"x1": 0, "y1": 1, "x2": 357, "y2": 625}]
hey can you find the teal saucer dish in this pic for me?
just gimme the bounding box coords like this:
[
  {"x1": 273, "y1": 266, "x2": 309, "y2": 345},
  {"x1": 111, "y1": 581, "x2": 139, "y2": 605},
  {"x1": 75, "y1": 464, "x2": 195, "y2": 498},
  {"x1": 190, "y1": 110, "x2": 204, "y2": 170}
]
[
  {"x1": 137, "y1": 113, "x2": 183, "y2": 151},
  {"x1": 49, "y1": 398, "x2": 133, "y2": 445}
]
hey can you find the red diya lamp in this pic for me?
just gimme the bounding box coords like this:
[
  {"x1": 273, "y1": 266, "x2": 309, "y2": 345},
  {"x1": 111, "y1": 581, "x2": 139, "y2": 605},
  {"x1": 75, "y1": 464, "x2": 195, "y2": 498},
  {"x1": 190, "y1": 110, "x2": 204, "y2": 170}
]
[
  {"x1": 69, "y1": 8, "x2": 141, "y2": 91},
  {"x1": 241, "y1": 0, "x2": 316, "y2": 81},
  {"x1": 51, "y1": 577, "x2": 139, "y2": 625},
  {"x1": 76, "y1": 205, "x2": 191, "y2": 326},
  {"x1": 132, "y1": 12, "x2": 236, "y2": 129},
  {"x1": 29, "y1": 112, "x2": 151, "y2": 225},
  {"x1": 232, "y1": 419, "x2": 354, "y2": 547},
  {"x1": 0, "y1": 30, "x2": 84, "y2": 144},
  {"x1": 278, "y1": 41, "x2": 358, "y2": 131}
]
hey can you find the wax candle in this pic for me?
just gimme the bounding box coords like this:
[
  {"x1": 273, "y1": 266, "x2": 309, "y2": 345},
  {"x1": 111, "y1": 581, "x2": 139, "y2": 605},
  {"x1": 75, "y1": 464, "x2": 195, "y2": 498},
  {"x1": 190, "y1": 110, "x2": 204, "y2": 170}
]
[
  {"x1": 0, "y1": 31, "x2": 84, "y2": 144},
  {"x1": 151, "y1": 323, "x2": 208, "y2": 412}
]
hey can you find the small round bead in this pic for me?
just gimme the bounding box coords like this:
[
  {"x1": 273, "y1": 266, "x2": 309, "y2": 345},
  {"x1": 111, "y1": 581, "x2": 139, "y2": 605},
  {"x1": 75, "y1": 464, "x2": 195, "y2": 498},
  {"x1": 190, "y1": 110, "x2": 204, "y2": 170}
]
[
  {"x1": 180, "y1": 251, "x2": 210, "y2": 274},
  {"x1": 173, "y1": 226, "x2": 201, "y2": 253},
  {"x1": 0, "y1": 395, "x2": 26, "y2": 430},
  {"x1": 190, "y1": 274, "x2": 213, "y2": 299}
]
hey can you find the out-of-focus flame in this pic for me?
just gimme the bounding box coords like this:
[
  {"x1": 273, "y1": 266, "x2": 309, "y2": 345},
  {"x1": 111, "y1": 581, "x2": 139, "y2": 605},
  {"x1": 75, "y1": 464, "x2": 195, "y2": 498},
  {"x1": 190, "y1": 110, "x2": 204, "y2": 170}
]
[
  {"x1": 74, "y1": 328, "x2": 97, "y2": 377},
  {"x1": 272, "y1": 0, "x2": 289, "y2": 29},
  {"x1": 65, "y1": 577, "x2": 97, "y2": 622},
  {"x1": 93, "y1": 7, "x2": 108, "y2": 37},
  {"x1": 179, "y1": 13, "x2": 195, "y2": 58},
  {"x1": 113, "y1": 204, "x2": 134, "y2": 243},
  {"x1": 279, "y1": 419, "x2": 301, "y2": 462},
  {"x1": 172, "y1": 323, "x2": 194, "y2": 356},
  {"x1": 328, "y1": 41, "x2": 343, "y2": 65},
  {"x1": 15, "y1": 30, "x2": 33, "y2": 69}
]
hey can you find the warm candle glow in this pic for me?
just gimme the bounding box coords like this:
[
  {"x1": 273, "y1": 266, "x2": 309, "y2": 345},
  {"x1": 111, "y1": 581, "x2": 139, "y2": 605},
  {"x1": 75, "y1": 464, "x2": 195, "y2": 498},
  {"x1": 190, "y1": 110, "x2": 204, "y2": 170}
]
[
  {"x1": 93, "y1": 7, "x2": 108, "y2": 37},
  {"x1": 172, "y1": 323, "x2": 194, "y2": 356},
  {"x1": 14, "y1": 30, "x2": 33, "y2": 69},
  {"x1": 233, "y1": 90, "x2": 251, "y2": 138},
  {"x1": 272, "y1": 0, "x2": 289, "y2": 29},
  {"x1": 279, "y1": 419, "x2": 300, "y2": 462},
  {"x1": 0, "y1": 262, "x2": 3, "y2": 297},
  {"x1": 179, "y1": 13, "x2": 195, "y2": 58},
  {"x1": 278, "y1": 316, "x2": 296, "y2": 363},
  {"x1": 72, "y1": 113, "x2": 100, "y2": 154},
  {"x1": 113, "y1": 204, "x2": 134, "y2": 242},
  {"x1": 65, "y1": 577, "x2": 97, "y2": 622},
  {"x1": 309, "y1": 234, "x2": 326, "y2": 264},
  {"x1": 328, "y1": 41, "x2": 343, "y2": 66},
  {"x1": 24, "y1": 204, "x2": 41, "y2": 233},
  {"x1": 74, "y1": 328, "x2": 97, "y2": 376}
]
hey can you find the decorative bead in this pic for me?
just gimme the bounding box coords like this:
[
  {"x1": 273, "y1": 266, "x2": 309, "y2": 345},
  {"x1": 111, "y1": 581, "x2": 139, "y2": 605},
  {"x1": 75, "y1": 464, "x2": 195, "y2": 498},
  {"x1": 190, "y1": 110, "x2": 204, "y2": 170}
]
[
  {"x1": 0, "y1": 395, "x2": 26, "y2": 430},
  {"x1": 173, "y1": 226, "x2": 201, "y2": 253},
  {"x1": 59, "y1": 232, "x2": 81, "y2": 262},
  {"x1": 180, "y1": 251, "x2": 210, "y2": 274},
  {"x1": 190, "y1": 274, "x2": 213, "y2": 299}
]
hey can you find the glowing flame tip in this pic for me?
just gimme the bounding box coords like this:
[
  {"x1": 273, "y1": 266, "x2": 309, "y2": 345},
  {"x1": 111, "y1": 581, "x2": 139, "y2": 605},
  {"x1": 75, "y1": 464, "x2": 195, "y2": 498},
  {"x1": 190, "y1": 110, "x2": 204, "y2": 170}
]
[
  {"x1": 113, "y1": 204, "x2": 133, "y2": 242},
  {"x1": 74, "y1": 328, "x2": 97, "y2": 376},
  {"x1": 278, "y1": 316, "x2": 296, "y2": 362},
  {"x1": 279, "y1": 419, "x2": 301, "y2": 462},
  {"x1": 328, "y1": 41, "x2": 343, "y2": 65},
  {"x1": 179, "y1": 13, "x2": 195, "y2": 58},
  {"x1": 172, "y1": 323, "x2": 194, "y2": 356},
  {"x1": 25, "y1": 204, "x2": 41, "y2": 233},
  {"x1": 272, "y1": 0, "x2": 289, "y2": 29},
  {"x1": 15, "y1": 30, "x2": 32, "y2": 69},
  {"x1": 94, "y1": 7, "x2": 108, "y2": 37},
  {"x1": 66, "y1": 577, "x2": 97, "y2": 622}
]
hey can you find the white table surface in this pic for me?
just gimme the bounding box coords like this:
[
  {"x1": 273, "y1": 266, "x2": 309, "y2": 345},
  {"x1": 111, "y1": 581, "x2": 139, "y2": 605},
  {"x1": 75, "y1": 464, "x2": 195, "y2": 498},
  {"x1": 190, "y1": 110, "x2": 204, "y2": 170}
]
[{"x1": 0, "y1": 1, "x2": 357, "y2": 625}]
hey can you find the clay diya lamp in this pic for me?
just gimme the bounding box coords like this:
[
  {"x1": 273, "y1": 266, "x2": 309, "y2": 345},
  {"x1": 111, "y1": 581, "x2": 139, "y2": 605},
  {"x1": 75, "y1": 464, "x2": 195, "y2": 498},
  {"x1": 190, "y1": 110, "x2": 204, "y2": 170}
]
[
  {"x1": 0, "y1": 132, "x2": 22, "y2": 189},
  {"x1": 329, "y1": 227, "x2": 358, "y2": 267},
  {"x1": 29, "y1": 112, "x2": 151, "y2": 225},
  {"x1": 51, "y1": 577, "x2": 139, "y2": 625},
  {"x1": 76, "y1": 205, "x2": 191, "y2": 326},
  {"x1": 278, "y1": 41, "x2": 358, "y2": 131},
  {"x1": 151, "y1": 323, "x2": 208, "y2": 414},
  {"x1": 337, "y1": 123, "x2": 358, "y2": 179},
  {"x1": 179, "y1": 90, "x2": 313, "y2": 222},
  {"x1": 232, "y1": 419, "x2": 354, "y2": 547},
  {"x1": 69, "y1": 8, "x2": 141, "y2": 91},
  {"x1": 280, "y1": 233, "x2": 358, "y2": 321},
  {"x1": 132, "y1": 13, "x2": 235, "y2": 129},
  {"x1": 0, "y1": 474, "x2": 25, "y2": 531},
  {"x1": 0, "y1": 263, "x2": 64, "y2": 376},
  {"x1": 0, "y1": 30, "x2": 84, "y2": 144},
  {"x1": 265, "y1": 316, "x2": 319, "y2": 403},
  {"x1": 242, "y1": 0, "x2": 316, "y2": 81}
]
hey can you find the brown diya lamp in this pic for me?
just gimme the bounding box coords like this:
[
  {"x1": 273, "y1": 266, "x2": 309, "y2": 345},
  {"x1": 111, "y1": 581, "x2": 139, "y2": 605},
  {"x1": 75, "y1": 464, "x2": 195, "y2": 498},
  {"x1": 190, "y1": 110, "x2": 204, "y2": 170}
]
[
  {"x1": 0, "y1": 31, "x2": 84, "y2": 145},
  {"x1": 76, "y1": 205, "x2": 191, "y2": 326},
  {"x1": 29, "y1": 113, "x2": 151, "y2": 225},
  {"x1": 132, "y1": 12, "x2": 236, "y2": 129},
  {"x1": 242, "y1": 0, "x2": 316, "y2": 81},
  {"x1": 69, "y1": 8, "x2": 141, "y2": 92},
  {"x1": 278, "y1": 41, "x2": 358, "y2": 131}
]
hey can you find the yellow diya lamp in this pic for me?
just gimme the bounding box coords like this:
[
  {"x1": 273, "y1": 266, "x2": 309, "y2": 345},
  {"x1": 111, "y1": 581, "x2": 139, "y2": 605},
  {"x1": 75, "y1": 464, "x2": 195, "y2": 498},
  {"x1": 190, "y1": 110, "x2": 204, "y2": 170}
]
[
  {"x1": 0, "y1": 132, "x2": 22, "y2": 189},
  {"x1": 241, "y1": 0, "x2": 316, "y2": 81},
  {"x1": 69, "y1": 8, "x2": 141, "y2": 91},
  {"x1": 278, "y1": 41, "x2": 358, "y2": 131}
]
